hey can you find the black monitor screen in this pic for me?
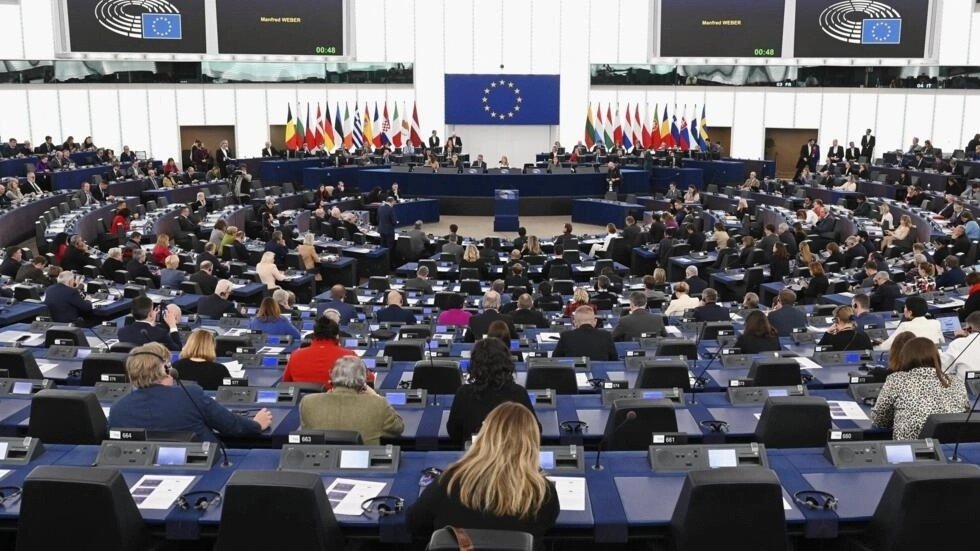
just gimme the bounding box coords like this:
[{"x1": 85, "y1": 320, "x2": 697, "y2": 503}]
[
  {"x1": 65, "y1": 0, "x2": 207, "y2": 54},
  {"x1": 794, "y1": 0, "x2": 931, "y2": 58},
  {"x1": 216, "y1": 0, "x2": 345, "y2": 56},
  {"x1": 659, "y1": 0, "x2": 786, "y2": 57}
]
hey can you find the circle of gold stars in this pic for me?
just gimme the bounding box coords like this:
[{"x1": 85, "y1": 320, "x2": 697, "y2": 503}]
[
  {"x1": 482, "y1": 80, "x2": 522, "y2": 121},
  {"x1": 151, "y1": 16, "x2": 173, "y2": 37}
]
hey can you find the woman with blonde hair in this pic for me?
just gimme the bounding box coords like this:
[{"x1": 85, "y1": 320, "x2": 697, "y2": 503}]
[
  {"x1": 256, "y1": 251, "x2": 287, "y2": 289},
  {"x1": 219, "y1": 225, "x2": 237, "y2": 255},
  {"x1": 407, "y1": 402, "x2": 560, "y2": 541},
  {"x1": 522, "y1": 235, "x2": 543, "y2": 256},
  {"x1": 652, "y1": 267, "x2": 668, "y2": 287},
  {"x1": 563, "y1": 287, "x2": 595, "y2": 316},
  {"x1": 151, "y1": 234, "x2": 173, "y2": 266},
  {"x1": 880, "y1": 214, "x2": 913, "y2": 251},
  {"x1": 459, "y1": 243, "x2": 485, "y2": 275},
  {"x1": 172, "y1": 329, "x2": 230, "y2": 390},
  {"x1": 297, "y1": 232, "x2": 321, "y2": 284},
  {"x1": 664, "y1": 281, "x2": 700, "y2": 316},
  {"x1": 879, "y1": 203, "x2": 894, "y2": 231},
  {"x1": 799, "y1": 241, "x2": 814, "y2": 266}
]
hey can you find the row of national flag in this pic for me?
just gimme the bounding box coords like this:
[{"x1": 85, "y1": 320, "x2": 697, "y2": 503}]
[
  {"x1": 285, "y1": 101, "x2": 425, "y2": 151},
  {"x1": 584, "y1": 103, "x2": 709, "y2": 152}
]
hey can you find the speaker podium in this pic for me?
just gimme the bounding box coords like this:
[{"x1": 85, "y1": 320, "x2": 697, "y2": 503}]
[{"x1": 493, "y1": 189, "x2": 519, "y2": 232}]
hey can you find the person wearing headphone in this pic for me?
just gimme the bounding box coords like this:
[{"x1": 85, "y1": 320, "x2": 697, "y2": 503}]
[
  {"x1": 108, "y1": 343, "x2": 272, "y2": 442},
  {"x1": 406, "y1": 402, "x2": 559, "y2": 543},
  {"x1": 817, "y1": 306, "x2": 873, "y2": 351},
  {"x1": 941, "y1": 311, "x2": 980, "y2": 379}
]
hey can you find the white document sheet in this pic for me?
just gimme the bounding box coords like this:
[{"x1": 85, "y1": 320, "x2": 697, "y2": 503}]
[
  {"x1": 129, "y1": 475, "x2": 197, "y2": 510},
  {"x1": 547, "y1": 476, "x2": 586, "y2": 511},
  {"x1": 535, "y1": 332, "x2": 561, "y2": 344},
  {"x1": 325, "y1": 478, "x2": 388, "y2": 516},
  {"x1": 792, "y1": 357, "x2": 824, "y2": 371},
  {"x1": 827, "y1": 400, "x2": 871, "y2": 421},
  {"x1": 575, "y1": 373, "x2": 590, "y2": 387}
]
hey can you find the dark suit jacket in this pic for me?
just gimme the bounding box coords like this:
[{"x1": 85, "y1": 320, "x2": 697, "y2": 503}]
[
  {"x1": 377, "y1": 203, "x2": 397, "y2": 236},
  {"x1": 197, "y1": 294, "x2": 237, "y2": 319},
  {"x1": 176, "y1": 216, "x2": 197, "y2": 239},
  {"x1": 117, "y1": 321, "x2": 181, "y2": 350},
  {"x1": 692, "y1": 303, "x2": 730, "y2": 323},
  {"x1": 553, "y1": 326, "x2": 618, "y2": 360},
  {"x1": 404, "y1": 277, "x2": 433, "y2": 294},
  {"x1": 845, "y1": 147, "x2": 860, "y2": 161},
  {"x1": 510, "y1": 308, "x2": 550, "y2": 329},
  {"x1": 376, "y1": 305, "x2": 417, "y2": 324},
  {"x1": 188, "y1": 270, "x2": 218, "y2": 296},
  {"x1": 768, "y1": 306, "x2": 807, "y2": 336},
  {"x1": 0, "y1": 257, "x2": 20, "y2": 278},
  {"x1": 14, "y1": 264, "x2": 50, "y2": 285},
  {"x1": 100, "y1": 257, "x2": 126, "y2": 280},
  {"x1": 43, "y1": 283, "x2": 92, "y2": 323},
  {"x1": 828, "y1": 146, "x2": 844, "y2": 161},
  {"x1": 319, "y1": 299, "x2": 357, "y2": 325},
  {"x1": 612, "y1": 309, "x2": 663, "y2": 341},
  {"x1": 126, "y1": 259, "x2": 154, "y2": 282},
  {"x1": 61, "y1": 246, "x2": 95, "y2": 273},
  {"x1": 685, "y1": 277, "x2": 708, "y2": 296},
  {"x1": 465, "y1": 310, "x2": 516, "y2": 342}
]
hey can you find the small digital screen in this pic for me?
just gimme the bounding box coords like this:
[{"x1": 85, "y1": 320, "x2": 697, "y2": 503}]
[
  {"x1": 436, "y1": 325, "x2": 447, "y2": 333},
  {"x1": 155, "y1": 446, "x2": 188, "y2": 466},
  {"x1": 339, "y1": 449, "x2": 371, "y2": 469},
  {"x1": 357, "y1": 313, "x2": 366, "y2": 321},
  {"x1": 844, "y1": 352, "x2": 861, "y2": 362},
  {"x1": 885, "y1": 444, "x2": 914, "y2": 464},
  {"x1": 369, "y1": 324, "x2": 380, "y2": 332},
  {"x1": 528, "y1": 392, "x2": 537, "y2": 402},
  {"x1": 767, "y1": 389, "x2": 789, "y2": 397},
  {"x1": 262, "y1": 356, "x2": 278, "y2": 368},
  {"x1": 180, "y1": 316, "x2": 189, "y2": 324},
  {"x1": 0, "y1": 442, "x2": 7, "y2": 460},
  {"x1": 386, "y1": 392, "x2": 407, "y2": 406},
  {"x1": 345, "y1": 338, "x2": 359, "y2": 348},
  {"x1": 460, "y1": 360, "x2": 470, "y2": 371},
  {"x1": 362, "y1": 358, "x2": 376, "y2": 369},
  {"x1": 708, "y1": 448, "x2": 738, "y2": 468},
  {"x1": 170, "y1": 352, "x2": 180, "y2": 363},
  {"x1": 539, "y1": 451, "x2": 555, "y2": 470},
  {"x1": 267, "y1": 336, "x2": 281, "y2": 346},
  {"x1": 428, "y1": 340, "x2": 439, "y2": 350},
  {"x1": 303, "y1": 321, "x2": 315, "y2": 331},
  {"x1": 11, "y1": 381, "x2": 33, "y2": 395},
  {"x1": 510, "y1": 339, "x2": 520, "y2": 351},
  {"x1": 76, "y1": 348, "x2": 92, "y2": 359},
  {"x1": 256, "y1": 389, "x2": 279, "y2": 403},
  {"x1": 940, "y1": 317, "x2": 962, "y2": 333},
  {"x1": 642, "y1": 390, "x2": 665, "y2": 399}
]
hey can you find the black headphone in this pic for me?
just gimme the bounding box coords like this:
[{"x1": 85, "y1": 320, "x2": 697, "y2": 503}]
[
  {"x1": 832, "y1": 305, "x2": 855, "y2": 324},
  {"x1": 176, "y1": 490, "x2": 222, "y2": 512},
  {"x1": 559, "y1": 420, "x2": 588, "y2": 433},
  {"x1": 361, "y1": 495, "x2": 404, "y2": 517},
  {"x1": 0, "y1": 486, "x2": 22, "y2": 507},
  {"x1": 793, "y1": 490, "x2": 838, "y2": 511}
]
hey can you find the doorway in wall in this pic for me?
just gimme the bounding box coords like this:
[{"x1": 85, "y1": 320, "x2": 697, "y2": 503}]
[{"x1": 765, "y1": 128, "x2": 818, "y2": 178}]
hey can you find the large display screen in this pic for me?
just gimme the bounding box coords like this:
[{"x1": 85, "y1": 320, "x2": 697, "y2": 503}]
[
  {"x1": 794, "y1": 0, "x2": 931, "y2": 58},
  {"x1": 659, "y1": 0, "x2": 785, "y2": 58},
  {"x1": 216, "y1": 0, "x2": 345, "y2": 56},
  {"x1": 65, "y1": 0, "x2": 207, "y2": 53}
]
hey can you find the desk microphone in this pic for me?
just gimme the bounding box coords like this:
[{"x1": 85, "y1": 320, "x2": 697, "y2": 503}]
[
  {"x1": 950, "y1": 381, "x2": 980, "y2": 463},
  {"x1": 689, "y1": 346, "x2": 721, "y2": 406},
  {"x1": 592, "y1": 410, "x2": 636, "y2": 471},
  {"x1": 168, "y1": 367, "x2": 232, "y2": 467}
]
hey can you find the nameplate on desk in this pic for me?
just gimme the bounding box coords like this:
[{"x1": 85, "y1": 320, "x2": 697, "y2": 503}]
[
  {"x1": 215, "y1": 386, "x2": 299, "y2": 405},
  {"x1": 0, "y1": 378, "x2": 53, "y2": 396},
  {"x1": 824, "y1": 439, "x2": 944, "y2": 468},
  {"x1": 651, "y1": 432, "x2": 689, "y2": 445},
  {"x1": 726, "y1": 385, "x2": 807, "y2": 404},
  {"x1": 828, "y1": 429, "x2": 864, "y2": 442},
  {"x1": 848, "y1": 375, "x2": 876, "y2": 384},
  {"x1": 626, "y1": 350, "x2": 647, "y2": 357},
  {"x1": 277, "y1": 444, "x2": 400, "y2": 473},
  {"x1": 601, "y1": 388, "x2": 684, "y2": 405},
  {"x1": 94, "y1": 381, "x2": 132, "y2": 401},
  {"x1": 649, "y1": 443, "x2": 769, "y2": 471},
  {"x1": 222, "y1": 377, "x2": 250, "y2": 387},
  {"x1": 601, "y1": 380, "x2": 629, "y2": 390},
  {"x1": 108, "y1": 428, "x2": 147, "y2": 441},
  {"x1": 0, "y1": 437, "x2": 44, "y2": 465},
  {"x1": 100, "y1": 373, "x2": 127, "y2": 384},
  {"x1": 967, "y1": 372, "x2": 980, "y2": 396},
  {"x1": 95, "y1": 440, "x2": 218, "y2": 470},
  {"x1": 378, "y1": 389, "x2": 426, "y2": 407}
]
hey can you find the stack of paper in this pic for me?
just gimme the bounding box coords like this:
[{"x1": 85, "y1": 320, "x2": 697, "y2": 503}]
[{"x1": 129, "y1": 475, "x2": 197, "y2": 510}]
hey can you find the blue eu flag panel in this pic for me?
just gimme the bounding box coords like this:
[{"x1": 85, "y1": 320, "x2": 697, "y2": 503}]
[
  {"x1": 444, "y1": 74, "x2": 560, "y2": 125},
  {"x1": 861, "y1": 18, "x2": 901, "y2": 45},
  {"x1": 142, "y1": 13, "x2": 183, "y2": 40}
]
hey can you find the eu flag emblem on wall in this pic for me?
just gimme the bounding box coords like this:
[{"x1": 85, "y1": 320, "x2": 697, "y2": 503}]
[
  {"x1": 445, "y1": 74, "x2": 560, "y2": 125},
  {"x1": 861, "y1": 19, "x2": 901, "y2": 44},
  {"x1": 142, "y1": 13, "x2": 182, "y2": 40}
]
